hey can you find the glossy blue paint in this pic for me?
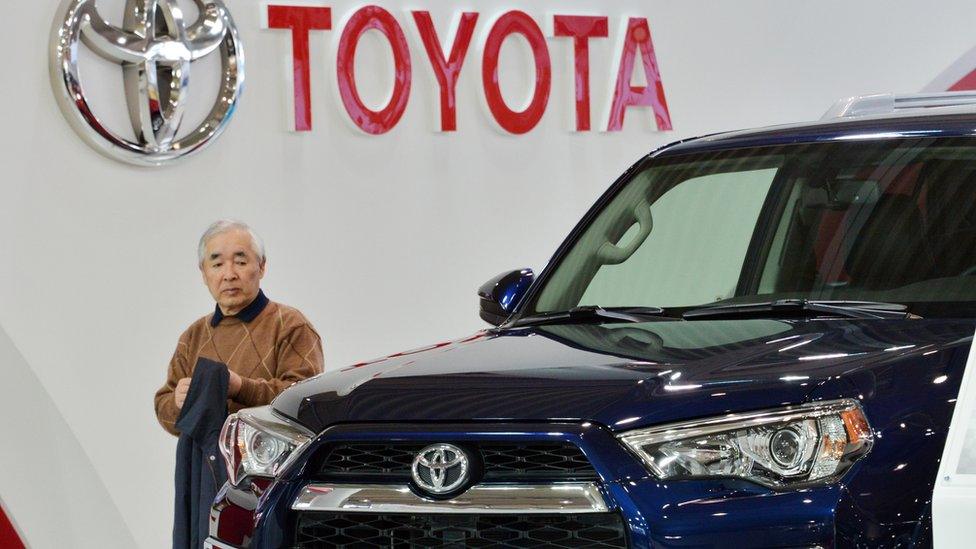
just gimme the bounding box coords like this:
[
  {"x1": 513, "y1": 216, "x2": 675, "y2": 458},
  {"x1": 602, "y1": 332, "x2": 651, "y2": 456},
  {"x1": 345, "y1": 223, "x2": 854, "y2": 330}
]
[
  {"x1": 215, "y1": 314, "x2": 971, "y2": 545},
  {"x1": 208, "y1": 112, "x2": 976, "y2": 548},
  {"x1": 499, "y1": 270, "x2": 534, "y2": 310},
  {"x1": 217, "y1": 317, "x2": 973, "y2": 546},
  {"x1": 608, "y1": 478, "x2": 840, "y2": 547},
  {"x1": 274, "y1": 319, "x2": 972, "y2": 433},
  {"x1": 657, "y1": 113, "x2": 976, "y2": 157},
  {"x1": 477, "y1": 268, "x2": 535, "y2": 325}
]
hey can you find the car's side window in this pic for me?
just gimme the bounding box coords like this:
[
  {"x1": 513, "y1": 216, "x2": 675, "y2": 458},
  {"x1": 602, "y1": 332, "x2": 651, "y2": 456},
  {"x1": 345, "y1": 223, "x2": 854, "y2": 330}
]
[{"x1": 577, "y1": 168, "x2": 778, "y2": 308}]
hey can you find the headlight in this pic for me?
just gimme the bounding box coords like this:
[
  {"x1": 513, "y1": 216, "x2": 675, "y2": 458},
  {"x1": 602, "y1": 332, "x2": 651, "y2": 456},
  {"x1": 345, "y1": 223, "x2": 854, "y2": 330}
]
[
  {"x1": 218, "y1": 406, "x2": 314, "y2": 486},
  {"x1": 618, "y1": 399, "x2": 873, "y2": 488}
]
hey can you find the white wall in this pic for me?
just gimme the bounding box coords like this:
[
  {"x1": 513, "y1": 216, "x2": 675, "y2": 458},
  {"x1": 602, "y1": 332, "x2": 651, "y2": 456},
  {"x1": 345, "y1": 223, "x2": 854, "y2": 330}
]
[
  {"x1": 0, "y1": 323, "x2": 136, "y2": 547},
  {"x1": 3, "y1": 0, "x2": 976, "y2": 546}
]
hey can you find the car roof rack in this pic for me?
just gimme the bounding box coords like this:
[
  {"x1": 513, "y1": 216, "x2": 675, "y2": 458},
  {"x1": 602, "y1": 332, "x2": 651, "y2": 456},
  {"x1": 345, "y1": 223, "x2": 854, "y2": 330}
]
[{"x1": 821, "y1": 92, "x2": 976, "y2": 120}]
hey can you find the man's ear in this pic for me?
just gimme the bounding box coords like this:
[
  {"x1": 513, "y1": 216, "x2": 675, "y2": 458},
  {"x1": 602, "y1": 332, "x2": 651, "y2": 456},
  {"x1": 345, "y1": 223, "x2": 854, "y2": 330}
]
[{"x1": 259, "y1": 259, "x2": 267, "y2": 279}]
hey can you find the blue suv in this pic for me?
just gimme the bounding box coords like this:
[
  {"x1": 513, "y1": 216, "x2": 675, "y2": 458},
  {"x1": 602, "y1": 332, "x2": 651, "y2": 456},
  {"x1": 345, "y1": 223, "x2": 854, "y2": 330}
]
[{"x1": 207, "y1": 93, "x2": 976, "y2": 548}]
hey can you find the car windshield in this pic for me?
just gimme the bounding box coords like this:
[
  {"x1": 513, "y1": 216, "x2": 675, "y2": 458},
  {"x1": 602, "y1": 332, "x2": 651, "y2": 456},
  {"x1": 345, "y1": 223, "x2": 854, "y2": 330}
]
[{"x1": 524, "y1": 137, "x2": 976, "y2": 318}]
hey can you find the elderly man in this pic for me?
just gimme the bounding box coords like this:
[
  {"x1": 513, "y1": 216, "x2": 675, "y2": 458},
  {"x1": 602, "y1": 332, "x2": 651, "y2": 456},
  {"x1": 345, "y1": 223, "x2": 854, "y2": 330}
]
[{"x1": 154, "y1": 220, "x2": 323, "y2": 436}]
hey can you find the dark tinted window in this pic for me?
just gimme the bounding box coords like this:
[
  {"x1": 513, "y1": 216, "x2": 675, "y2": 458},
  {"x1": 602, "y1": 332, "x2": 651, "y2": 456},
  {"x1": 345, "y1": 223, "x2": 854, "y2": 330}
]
[{"x1": 528, "y1": 138, "x2": 976, "y2": 317}]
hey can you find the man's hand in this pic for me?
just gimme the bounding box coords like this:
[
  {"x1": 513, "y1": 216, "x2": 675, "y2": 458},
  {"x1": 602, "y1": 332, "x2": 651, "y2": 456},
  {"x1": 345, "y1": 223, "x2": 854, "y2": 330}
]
[
  {"x1": 174, "y1": 378, "x2": 191, "y2": 410},
  {"x1": 228, "y1": 370, "x2": 243, "y2": 399}
]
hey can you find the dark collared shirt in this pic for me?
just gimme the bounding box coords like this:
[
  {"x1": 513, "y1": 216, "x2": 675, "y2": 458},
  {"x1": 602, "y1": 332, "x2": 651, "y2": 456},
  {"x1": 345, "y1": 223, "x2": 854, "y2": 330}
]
[{"x1": 210, "y1": 289, "x2": 270, "y2": 327}]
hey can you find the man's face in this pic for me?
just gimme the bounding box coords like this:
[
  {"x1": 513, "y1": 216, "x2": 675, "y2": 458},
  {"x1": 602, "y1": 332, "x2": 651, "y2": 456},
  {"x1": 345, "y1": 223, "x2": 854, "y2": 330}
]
[{"x1": 201, "y1": 229, "x2": 266, "y2": 315}]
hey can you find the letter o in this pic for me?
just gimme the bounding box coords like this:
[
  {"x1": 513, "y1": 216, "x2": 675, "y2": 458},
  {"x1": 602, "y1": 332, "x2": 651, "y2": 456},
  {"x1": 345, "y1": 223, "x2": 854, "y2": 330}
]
[
  {"x1": 336, "y1": 6, "x2": 412, "y2": 134},
  {"x1": 482, "y1": 11, "x2": 551, "y2": 134}
]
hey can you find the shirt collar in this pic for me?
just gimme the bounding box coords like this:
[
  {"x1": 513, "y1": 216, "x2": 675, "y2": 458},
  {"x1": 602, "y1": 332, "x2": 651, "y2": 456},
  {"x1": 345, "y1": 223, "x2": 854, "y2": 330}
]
[{"x1": 211, "y1": 289, "x2": 269, "y2": 327}]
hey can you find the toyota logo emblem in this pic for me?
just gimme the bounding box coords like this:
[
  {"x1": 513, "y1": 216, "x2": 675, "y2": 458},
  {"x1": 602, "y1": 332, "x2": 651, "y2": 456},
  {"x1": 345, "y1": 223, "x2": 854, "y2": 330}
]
[
  {"x1": 412, "y1": 444, "x2": 470, "y2": 496},
  {"x1": 50, "y1": 0, "x2": 244, "y2": 165}
]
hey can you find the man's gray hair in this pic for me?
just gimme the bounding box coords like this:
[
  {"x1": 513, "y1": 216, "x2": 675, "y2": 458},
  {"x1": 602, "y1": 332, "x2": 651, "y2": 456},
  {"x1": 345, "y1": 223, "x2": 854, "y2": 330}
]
[{"x1": 197, "y1": 219, "x2": 267, "y2": 266}]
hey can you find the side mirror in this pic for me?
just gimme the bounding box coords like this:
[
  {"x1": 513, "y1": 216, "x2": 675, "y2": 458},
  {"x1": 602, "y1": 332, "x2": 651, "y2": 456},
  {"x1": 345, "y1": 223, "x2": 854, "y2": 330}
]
[{"x1": 478, "y1": 268, "x2": 534, "y2": 326}]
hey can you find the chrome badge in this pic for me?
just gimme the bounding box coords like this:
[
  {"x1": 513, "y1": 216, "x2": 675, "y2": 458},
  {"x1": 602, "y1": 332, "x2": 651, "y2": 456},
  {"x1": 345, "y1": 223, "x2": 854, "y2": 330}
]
[
  {"x1": 50, "y1": 0, "x2": 244, "y2": 166},
  {"x1": 412, "y1": 444, "x2": 470, "y2": 496}
]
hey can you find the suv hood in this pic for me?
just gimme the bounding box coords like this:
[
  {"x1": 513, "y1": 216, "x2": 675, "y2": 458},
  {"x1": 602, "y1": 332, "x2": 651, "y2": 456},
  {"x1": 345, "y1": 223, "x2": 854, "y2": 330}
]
[{"x1": 273, "y1": 318, "x2": 974, "y2": 434}]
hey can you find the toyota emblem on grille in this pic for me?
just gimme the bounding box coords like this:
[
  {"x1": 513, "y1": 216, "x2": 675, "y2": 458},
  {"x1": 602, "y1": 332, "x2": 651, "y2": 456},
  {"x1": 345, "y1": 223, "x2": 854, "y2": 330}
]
[
  {"x1": 50, "y1": 0, "x2": 244, "y2": 166},
  {"x1": 412, "y1": 444, "x2": 470, "y2": 496}
]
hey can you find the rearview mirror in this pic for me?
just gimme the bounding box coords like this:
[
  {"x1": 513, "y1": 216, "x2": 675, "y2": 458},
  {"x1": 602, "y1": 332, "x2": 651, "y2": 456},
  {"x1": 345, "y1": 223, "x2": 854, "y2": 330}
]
[{"x1": 478, "y1": 269, "x2": 534, "y2": 326}]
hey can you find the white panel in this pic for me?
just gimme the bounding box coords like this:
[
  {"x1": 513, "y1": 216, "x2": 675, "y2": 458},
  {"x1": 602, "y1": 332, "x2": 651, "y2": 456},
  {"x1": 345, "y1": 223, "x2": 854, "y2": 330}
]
[
  {"x1": 933, "y1": 329, "x2": 976, "y2": 546},
  {"x1": 0, "y1": 324, "x2": 136, "y2": 547}
]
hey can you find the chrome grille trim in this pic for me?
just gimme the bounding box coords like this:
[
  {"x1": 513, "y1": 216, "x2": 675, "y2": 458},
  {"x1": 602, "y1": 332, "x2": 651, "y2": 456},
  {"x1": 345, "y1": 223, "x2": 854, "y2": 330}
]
[{"x1": 291, "y1": 483, "x2": 608, "y2": 514}]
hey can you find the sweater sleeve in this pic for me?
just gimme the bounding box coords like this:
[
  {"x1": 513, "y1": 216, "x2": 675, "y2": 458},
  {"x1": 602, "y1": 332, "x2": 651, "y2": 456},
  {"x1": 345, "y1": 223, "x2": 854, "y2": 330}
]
[
  {"x1": 154, "y1": 335, "x2": 190, "y2": 437},
  {"x1": 235, "y1": 323, "x2": 324, "y2": 407}
]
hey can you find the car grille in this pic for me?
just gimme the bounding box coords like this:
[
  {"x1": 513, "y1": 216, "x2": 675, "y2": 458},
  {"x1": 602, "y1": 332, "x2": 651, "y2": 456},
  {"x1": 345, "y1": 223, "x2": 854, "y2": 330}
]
[
  {"x1": 312, "y1": 442, "x2": 598, "y2": 481},
  {"x1": 293, "y1": 512, "x2": 628, "y2": 548}
]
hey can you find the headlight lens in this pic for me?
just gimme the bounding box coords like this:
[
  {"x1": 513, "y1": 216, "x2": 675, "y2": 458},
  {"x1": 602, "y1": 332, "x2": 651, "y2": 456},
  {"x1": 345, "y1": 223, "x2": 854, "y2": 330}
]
[
  {"x1": 618, "y1": 399, "x2": 873, "y2": 488},
  {"x1": 218, "y1": 406, "x2": 313, "y2": 486}
]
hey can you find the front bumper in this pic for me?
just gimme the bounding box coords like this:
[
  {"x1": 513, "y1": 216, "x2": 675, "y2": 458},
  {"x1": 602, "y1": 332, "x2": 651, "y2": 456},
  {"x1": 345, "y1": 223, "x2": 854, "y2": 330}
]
[
  {"x1": 206, "y1": 421, "x2": 910, "y2": 547},
  {"x1": 209, "y1": 422, "x2": 842, "y2": 547}
]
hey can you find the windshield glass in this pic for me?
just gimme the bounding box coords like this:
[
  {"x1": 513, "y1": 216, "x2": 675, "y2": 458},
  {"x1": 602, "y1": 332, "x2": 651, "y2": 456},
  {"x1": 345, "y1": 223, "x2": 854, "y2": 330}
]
[{"x1": 526, "y1": 138, "x2": 976, "y2": 318}]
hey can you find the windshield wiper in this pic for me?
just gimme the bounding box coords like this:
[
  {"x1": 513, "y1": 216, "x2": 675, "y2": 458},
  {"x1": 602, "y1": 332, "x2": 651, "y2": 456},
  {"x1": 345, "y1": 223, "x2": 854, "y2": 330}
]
[
  {"x1": 682, "y1": 299, "x2": 912, "y2": 320},
  {"x1": 510, "y1": 305, "x2": 666, "y2": 328}
]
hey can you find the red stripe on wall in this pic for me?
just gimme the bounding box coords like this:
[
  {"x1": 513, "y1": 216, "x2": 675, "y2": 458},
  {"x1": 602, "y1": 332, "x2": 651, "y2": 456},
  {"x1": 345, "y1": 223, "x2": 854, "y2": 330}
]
[
  {"x1": 949, "y1": 69, "x2": 976, "y2": 91},
  {"x1": 0, "y1": 502, "x2": 25, "y2": 549}
]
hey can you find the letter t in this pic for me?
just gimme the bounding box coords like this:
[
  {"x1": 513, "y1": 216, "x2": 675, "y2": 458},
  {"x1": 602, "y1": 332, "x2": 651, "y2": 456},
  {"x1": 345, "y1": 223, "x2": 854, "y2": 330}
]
[
  {"x1": 553, "y1": 15, "x2": 608, "y2": 132},
  {"x1": 267, "y1": 5, "x2": 332, "y2": 132}
]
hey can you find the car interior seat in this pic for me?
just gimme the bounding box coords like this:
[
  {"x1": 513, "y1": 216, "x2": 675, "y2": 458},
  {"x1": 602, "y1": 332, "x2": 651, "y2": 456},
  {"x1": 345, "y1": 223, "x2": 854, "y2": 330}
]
[{"x1": 845, "y1": 193, "x2": 934, "y2": 290}]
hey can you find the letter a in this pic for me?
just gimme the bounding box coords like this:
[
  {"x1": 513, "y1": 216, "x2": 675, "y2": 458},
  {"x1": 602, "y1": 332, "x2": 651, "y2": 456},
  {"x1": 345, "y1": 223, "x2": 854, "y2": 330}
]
[{"x1": 606, "y1": 18, "x2": 671, "y2": 132}]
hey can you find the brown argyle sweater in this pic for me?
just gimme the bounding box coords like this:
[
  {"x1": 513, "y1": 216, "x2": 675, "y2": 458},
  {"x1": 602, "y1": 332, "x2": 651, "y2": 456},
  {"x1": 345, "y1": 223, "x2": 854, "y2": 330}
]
[{"x1": 154, "y1": 291, "x2": 324, "y2": 436}]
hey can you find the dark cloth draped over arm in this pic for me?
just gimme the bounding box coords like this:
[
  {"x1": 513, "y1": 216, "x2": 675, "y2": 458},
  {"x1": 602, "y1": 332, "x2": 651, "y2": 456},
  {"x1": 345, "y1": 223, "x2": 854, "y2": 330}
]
[{"x1": 173, "y1": 357, "x2": 229, "y2": 549}]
